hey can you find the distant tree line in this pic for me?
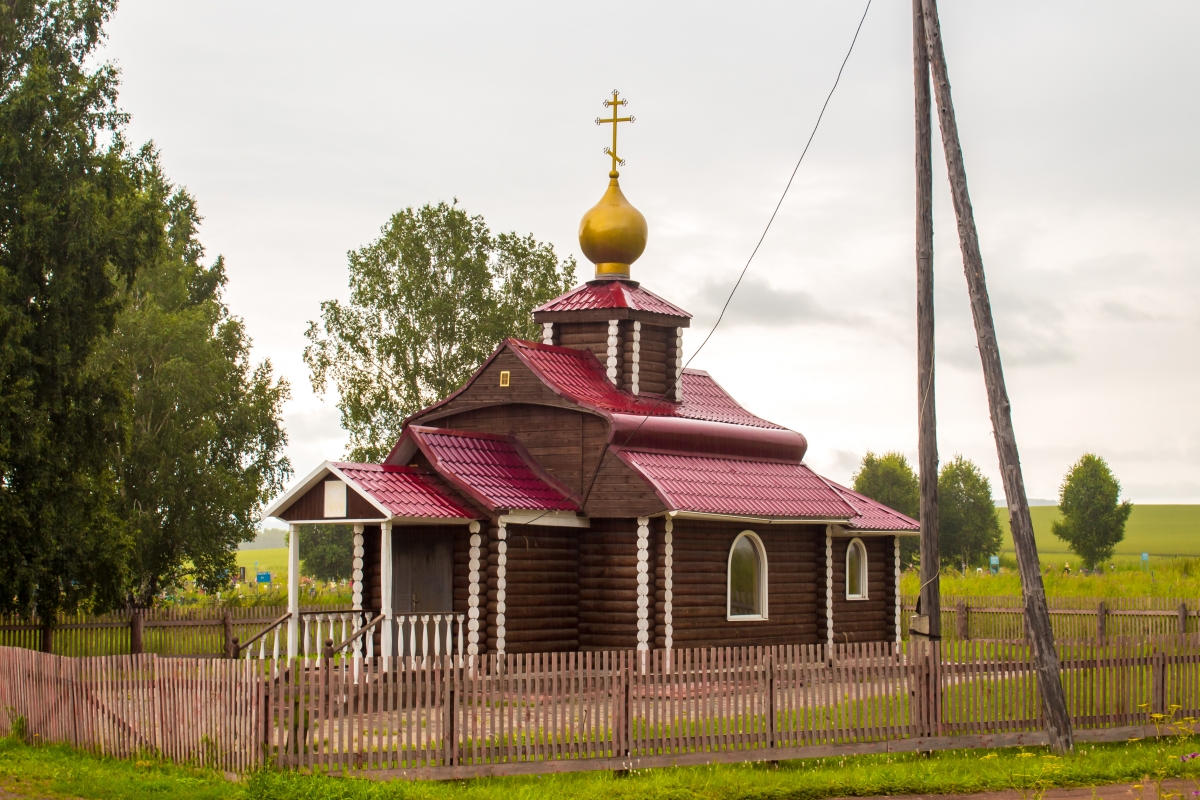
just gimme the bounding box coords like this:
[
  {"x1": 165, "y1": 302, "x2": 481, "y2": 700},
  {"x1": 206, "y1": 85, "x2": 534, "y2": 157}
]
[{"x1": 852, "y1": 451, "x2": 1132, "y2": 573}]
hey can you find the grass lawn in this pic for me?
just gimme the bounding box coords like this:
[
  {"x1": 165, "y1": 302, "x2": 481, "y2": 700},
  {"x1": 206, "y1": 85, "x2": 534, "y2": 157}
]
[
  {"x1": 234, "y1": 548, "x2": 289, "y2": 585},
  {"x1": 3, "y1": 735, "x2": 1200, "y2": 800},
  {"x1": 999, "y1": 505, "x2": 1200, "y2": 559}
]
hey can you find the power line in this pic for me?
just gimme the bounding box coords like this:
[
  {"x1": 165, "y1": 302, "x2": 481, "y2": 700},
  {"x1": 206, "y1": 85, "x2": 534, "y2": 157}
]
[{"x1": 526, "y1": 0, "x2": 875, "y2": 523}]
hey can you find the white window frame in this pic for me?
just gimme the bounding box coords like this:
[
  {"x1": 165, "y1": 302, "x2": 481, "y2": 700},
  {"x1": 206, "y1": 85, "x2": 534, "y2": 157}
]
[
  {"x1": 845, "y1": 537, "x2": 869, "y2": 600},
  {"x1": 726, "y1": 530, "x2": 769, "y2": 621}
]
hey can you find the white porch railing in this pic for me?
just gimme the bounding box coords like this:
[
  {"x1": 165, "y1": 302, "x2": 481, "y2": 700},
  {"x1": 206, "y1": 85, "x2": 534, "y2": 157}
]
[{"x1": 240, "y1": 610, "x2": 467, "y2": 662}]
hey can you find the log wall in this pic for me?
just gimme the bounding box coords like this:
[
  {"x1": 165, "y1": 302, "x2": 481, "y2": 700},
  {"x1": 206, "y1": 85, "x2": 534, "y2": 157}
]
[
  {"x1": 487, "y1": 524, "x2": 580, "y2": 653},
  {"x1": 579, "y1": 520, "x2": 641, "y2": 650},
  {"x1": 555, "y1": 321, "x2": 612, "y2": 374},
  {"x1": 622, "y1": 323, "x2": 672, "y2": 397},
  {"x1": 830, "y1": 535, "x2": 895, "y2": 644}
]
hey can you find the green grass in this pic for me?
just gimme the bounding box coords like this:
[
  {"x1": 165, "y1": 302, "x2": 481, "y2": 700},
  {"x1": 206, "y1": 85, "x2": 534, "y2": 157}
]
[
  {"x1": 235, "y1": 548, "x2": 289, "y2": 584},
  {"x1": 999, "y1": 504, "x2": 1200, "y2": 558},
  {"x1": 4, "y1": 735, "x2": 1200, "y2": 800},
  {"x1": 902, "y1": 556, "x2": 1200, "y2": 598}
]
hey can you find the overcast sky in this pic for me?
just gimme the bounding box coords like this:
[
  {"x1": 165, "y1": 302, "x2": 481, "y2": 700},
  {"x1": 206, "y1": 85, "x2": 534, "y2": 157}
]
[{"x1": 99, "y1": 1, "x2": 1200, "y2": 505}]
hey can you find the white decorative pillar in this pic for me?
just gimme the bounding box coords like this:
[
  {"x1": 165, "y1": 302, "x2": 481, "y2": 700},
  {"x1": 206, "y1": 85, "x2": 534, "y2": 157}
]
[
  {"x1": 494, "y1": 520, "x2": 507, "y2": 656},
  {"x1": 825, "y1": 527, "x2": 834, "y2": 649},
  {"x1": 351, "y1": 525, "x2": 365, "y2": 657},
  {"x1": 894, "y1": 537, "x2": 902, "y2": 645},
  {"x1": 541, "y1": 322, "x2": 554, "y2": 345},
  {"x1": 631, "y1": 321, "x2": 641, "y2": 395},
  {"x1": 380, "y1": 521, "x2": 394, "y2": 657},
  {"x1": 673, "y1": 327, "x2": 684, "y2": 401},
  {"x1": 287, "y1": 523, "x2": 300, "y2": 659},
  {"x1": 606, "y1": 319, "x2": 620, "y2": 385},
  {"x1": 466, "y1": 521, "x2": 482, "y2": 655},
  {"x1": 636, "y1": 517, "x2": 650, "y2": 651},
  {"x1": 663, "y1": 518, "x2": 674, "y2": 651}
]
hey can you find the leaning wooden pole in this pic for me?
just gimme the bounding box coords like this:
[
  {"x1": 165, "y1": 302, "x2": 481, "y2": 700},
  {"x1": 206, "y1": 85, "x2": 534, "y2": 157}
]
[
  {"x1": 919, "y1": 0, "x2": 1074, "y2": 752},
  {"x1": 913, "y1": 0, "x2": 940, "y2": 641}
]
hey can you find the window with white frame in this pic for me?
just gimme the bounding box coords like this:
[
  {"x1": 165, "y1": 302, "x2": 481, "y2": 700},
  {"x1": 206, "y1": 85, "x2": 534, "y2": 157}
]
[
  {"x1": 727, "y1": 531, "x2": 768, "y2": 620},
  {"x1": 846, "y1": 538, "x2": 868, "y2": 600}
]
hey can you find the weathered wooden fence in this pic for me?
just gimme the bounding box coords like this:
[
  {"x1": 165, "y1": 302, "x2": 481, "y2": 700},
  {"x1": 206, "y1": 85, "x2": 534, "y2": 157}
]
[
  {"x1": 4, "y1": 636, "x2": 1200, "y2": 778},
  {"x1": 0, "y1": 606, "x2": 349, "y2": 658},
  {"x1": 901, "y1": 596, "x2": 1199, "y2": 641}
]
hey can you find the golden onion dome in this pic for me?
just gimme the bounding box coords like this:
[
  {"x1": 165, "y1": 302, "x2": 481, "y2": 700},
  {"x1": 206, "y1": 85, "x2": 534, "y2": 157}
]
[{"x1": 578, "y1": 170, "x2": 648, "y2": 280}]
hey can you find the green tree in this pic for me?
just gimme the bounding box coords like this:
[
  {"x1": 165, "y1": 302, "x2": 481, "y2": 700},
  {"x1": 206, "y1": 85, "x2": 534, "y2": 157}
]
[
  {"x1": 304, "y1": 201, "x2": 576, "y2": 462},
  {"x1": 938, "y1": 455, "x2": 1002, "y2": 571},
  {"x1": 299, "y1": 525, "x2": 354, "y2": 582},
  {"x1": 93, "y1": 184, "x2": 292, "y2": 606},
  {"x1": 0, "y1": 1, "x2": 170, "y2": 618},
  {"x1": 1051, "y1": 453, "x2": 1132, "y2": 570},
  {"x1": 852, "y1": 451, "x2": 920, "y2": 568}
]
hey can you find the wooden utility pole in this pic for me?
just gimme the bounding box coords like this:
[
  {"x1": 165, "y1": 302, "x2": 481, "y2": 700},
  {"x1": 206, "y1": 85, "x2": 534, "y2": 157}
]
[
  {"x1": 913, "y1": 0, "x2": 940, "y2": 641},
  {"x1": 918, "y1": 0, "x2": 1074, "y2": 752}
]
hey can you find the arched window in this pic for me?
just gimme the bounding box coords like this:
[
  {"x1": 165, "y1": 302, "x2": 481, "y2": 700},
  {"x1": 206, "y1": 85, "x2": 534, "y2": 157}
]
[
  {"x1": 727, "y1": 531, "x2": 768, "y2": 620},
  {"x1": 846, "y1": 538, "x2": 868, "y2": 600}
]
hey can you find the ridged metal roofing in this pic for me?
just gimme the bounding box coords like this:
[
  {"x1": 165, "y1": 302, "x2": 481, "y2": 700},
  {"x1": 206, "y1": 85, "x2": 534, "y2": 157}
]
[
  {"x1": 617, "y1": 450, "x2": 857, "y2": 519},
  {"x1": 533, "y1": 280, "x2": 691, "y2": 318},
  {"x1": 510, "y1": 340, "x2": 782, "y2": 429},
  {"x1": 824, "y1": 481, "x2": 921, "y2": 532},
  {"x1": 407, "y1": 427, "x2": 578, "y2": 512},
  {"x1": 332, "y1": 463, "x2": 477, "y2": 519}
]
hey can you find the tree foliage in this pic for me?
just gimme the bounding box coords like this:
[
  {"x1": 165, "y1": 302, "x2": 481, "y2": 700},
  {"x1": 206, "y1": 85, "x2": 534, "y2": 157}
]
[
  {"x1": 0, "y1": 0, "x2": 170, "y2": 618},
  {"x1": 852, "y1": 452, "x2": 920, "y2": 568},
  {"x1": 938, "y1": 455, "x2": 1002, "y2": 570},
  {"x1": 299, "y1": 525, "x2": 354, "y2": 583},
  {"x1": 94, "y1": 186, "x2": 292, "y2": 606},
  {"x1": 304, "y1": 201, "x2": 576, "y2": 462},
  {"x1": 1051, "y1": 453, "x2": 1132, "y2": 570}
]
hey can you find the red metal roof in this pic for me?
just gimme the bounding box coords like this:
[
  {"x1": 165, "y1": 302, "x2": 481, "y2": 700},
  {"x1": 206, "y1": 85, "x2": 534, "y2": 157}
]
[
  {"x1": 404, "y1": 427, "x2": 579, "y2": 512},
  {"x1": 332, "y1": 463, "x2": 477, "y2": 519},
  {"x1": 616, "y1": 450, "x2": 856, "y2": 519},
  {"x1": 533, "y1": 280, "x2": 691, "y2": 319},
  {"x1": 509, "y1": 341, "x2": 783, "y2": 429},
  {"x1": 822, "y1": 480, "x2": 920, "y2": 532}
]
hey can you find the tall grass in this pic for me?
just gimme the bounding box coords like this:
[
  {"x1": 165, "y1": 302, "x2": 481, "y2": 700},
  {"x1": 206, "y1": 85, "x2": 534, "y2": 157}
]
[{"x1": 901, "y1": 557, "x2": 1200, "y2": 598}]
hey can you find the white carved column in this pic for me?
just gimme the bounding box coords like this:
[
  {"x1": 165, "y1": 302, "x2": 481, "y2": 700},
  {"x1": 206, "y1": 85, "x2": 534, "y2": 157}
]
[
  {"x1": 494, "y1": 520, "x2": 507, "y2": 656},
  {"x1": 663, "y1": 518, "x2": 674, "y2": 651},
  {"x1": 894, "y1": 536, "x2": 902, "y2": 644},
  {"x1": 631, "y1": 321, "x2": 641, "y2": 395},
  {"x1": 466, "y1": 521, "x2": 482, "y2": 655},
  {"x1": 673, "y1": 327, "x2": 684, "y2": 401},
  {"x1": 380, "y1": 521, "x2": 394, "y2": 657},
  {"x1": 606, "y1": 319, "x2": 620, "y2": 385},
  {"x1": 541, "y1": 322, "x2": 554, "y2": 345},
  {"x1": 825, "y1": 527, "x2": 834, "y2": 649},
  {"x1": 287, "y1": 523, "x2": 300, "y2": 659},
  {"x1": 351, "y1": 524, "x2": 365, "y2": 657},
  {"x1": 636, "y1": 517, "x2": 650, "y2": 651}
]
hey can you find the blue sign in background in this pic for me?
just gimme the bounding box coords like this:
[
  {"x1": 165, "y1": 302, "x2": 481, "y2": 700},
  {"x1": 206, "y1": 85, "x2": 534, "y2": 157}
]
[{"x1": 256, "y1": 571, "x2": 271, "y2": 584}]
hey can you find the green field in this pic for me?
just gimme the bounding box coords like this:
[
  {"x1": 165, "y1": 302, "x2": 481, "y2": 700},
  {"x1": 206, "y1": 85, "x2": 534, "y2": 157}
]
[
  {"x1": 999, "y1": 504, "x2": 1200, "y2": 558},
  {"x1": 234, "y1": 547, "x2": 289, "y2": 583}
]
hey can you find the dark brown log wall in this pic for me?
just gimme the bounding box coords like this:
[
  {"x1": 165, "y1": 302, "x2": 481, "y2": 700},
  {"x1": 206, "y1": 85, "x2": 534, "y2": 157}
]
[
  {"x1": 408, "y1": 349, "x2": 580, "y2": 424},
  {"x1": 362, "y1": 525, "x2": 381, "y2": 614},
  {"x1": 579, "y1": 520, "x2": 640, "y2": 650},
  {"x1": 622, "y1": 323, "x2": 673, "y2": 397},
  {"x1": 556, "y1": 321, "x2": 612, "y2": 370},
  {"x1": 487, "y1": 524, "x2": 580, "y2": 653},
  {"x1": 660, "y1": 521, "x2": 822, "y2": 648},
  {"x1": 830, "y1": 536, "x2": 893, "y2": 644}
]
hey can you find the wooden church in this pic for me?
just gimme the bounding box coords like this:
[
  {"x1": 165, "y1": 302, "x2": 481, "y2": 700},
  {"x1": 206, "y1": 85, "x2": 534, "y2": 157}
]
[{"x1": 265, "y1": 98, "x2": 918, "y2": 659}]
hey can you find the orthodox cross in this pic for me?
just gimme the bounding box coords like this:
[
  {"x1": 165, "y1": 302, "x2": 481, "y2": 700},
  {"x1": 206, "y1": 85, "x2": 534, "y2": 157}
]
[{"x1": 595, "y1": 90, "x2": 634, "y2": 173}]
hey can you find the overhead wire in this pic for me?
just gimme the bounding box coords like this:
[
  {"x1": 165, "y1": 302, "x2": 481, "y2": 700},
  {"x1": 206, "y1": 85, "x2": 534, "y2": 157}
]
[{"x1": 518, "y1": 0, "x2": 875, "y2": 525}]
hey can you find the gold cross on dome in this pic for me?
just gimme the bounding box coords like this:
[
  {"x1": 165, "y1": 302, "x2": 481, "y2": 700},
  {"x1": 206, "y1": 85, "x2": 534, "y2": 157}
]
[{"x1": 595, "y1": 90, "x2": 634, "y2": 174}]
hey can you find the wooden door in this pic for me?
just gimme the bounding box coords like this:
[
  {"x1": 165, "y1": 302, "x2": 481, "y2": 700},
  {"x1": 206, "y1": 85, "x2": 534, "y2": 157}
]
[{"x1": 392, "y1": 530, "x2": 453, "y2": 613}]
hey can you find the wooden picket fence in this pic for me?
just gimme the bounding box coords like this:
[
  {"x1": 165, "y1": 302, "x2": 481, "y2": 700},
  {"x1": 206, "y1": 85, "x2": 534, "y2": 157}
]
[
  {"x1": 901, "y1": 596, "x2": 1200, "y2": 641},
  {"x1": 4, "y1": 635, "x2": 1200, "y2": 778},
  {"x1": 0, "y1": 606, "x2": 348, "y2": 658}
]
